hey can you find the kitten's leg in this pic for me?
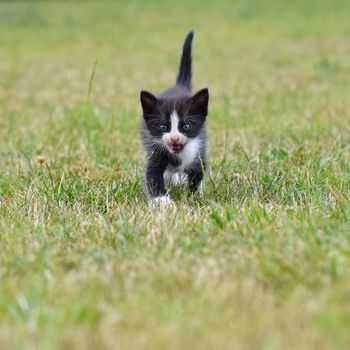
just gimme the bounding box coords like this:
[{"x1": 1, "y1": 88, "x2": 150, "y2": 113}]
[
  {"x1": 187, "y1": 163, "x2": 205, "y2": 194},
  {"x1": 164, "y1": 170, "x2": 188, "y2": 187},
  {"x1": 164, "y1": 170, "x2": 179, "y2": 187},
  {"x1": 146, "y1": 158, "x2": 174, "y2": 207}
]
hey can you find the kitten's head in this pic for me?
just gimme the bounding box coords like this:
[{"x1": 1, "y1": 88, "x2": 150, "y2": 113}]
[{"x1": 140, "y1": 88, "x2": 209, "y2": 153}]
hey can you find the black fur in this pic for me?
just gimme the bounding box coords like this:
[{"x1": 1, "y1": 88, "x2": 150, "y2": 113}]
[
  {"x1": 176, "y1": 31, "x2": 194, "y2": 89},
  {"x1": 140, "y1": 31, "x2": 209, "y2": 200}
]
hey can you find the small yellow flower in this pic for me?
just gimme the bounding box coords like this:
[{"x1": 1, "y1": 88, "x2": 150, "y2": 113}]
[{"x1": 36, "y1": 156, "x2": 46, "y2": 165}]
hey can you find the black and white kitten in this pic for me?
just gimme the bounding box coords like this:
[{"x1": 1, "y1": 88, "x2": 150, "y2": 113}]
[{"x1": 140, "y1": 31, "x2": 209, "y2": 206}]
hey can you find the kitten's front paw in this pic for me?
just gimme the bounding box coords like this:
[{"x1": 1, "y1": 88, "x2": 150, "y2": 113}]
[
  {"x1": 148, "y1": 195, "x2": 175, "y2": 208},
  {"x1": 164, "y1": 171, "x2": 188, "y2": 187}
]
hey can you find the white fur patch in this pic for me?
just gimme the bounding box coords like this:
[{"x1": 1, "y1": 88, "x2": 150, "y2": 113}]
[
  {"x1": 170, "y1": 111, "x2": 179, "y2": 134},
  {"x1": 177, "y1": 137, "x2": 200, "y2": 171},
  {"x1": 198, "y1": 181, "x2": 203, "y2": 195},
  {"x1": 148, "y1": 195, "x2": 175, "y2": 208}
]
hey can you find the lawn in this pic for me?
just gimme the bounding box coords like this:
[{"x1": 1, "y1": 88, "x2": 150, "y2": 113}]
[{"x1": 0, "y1": 0, "x2": 350, "y2": 349}]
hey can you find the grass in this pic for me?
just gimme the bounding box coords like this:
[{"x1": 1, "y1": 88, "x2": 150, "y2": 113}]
[{"x1": 0, "y1": 0, "x2": 350, "y2": 349}]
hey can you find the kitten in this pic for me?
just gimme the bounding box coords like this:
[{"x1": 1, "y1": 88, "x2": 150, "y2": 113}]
[{"x1": 140, "y1": 31, "x2": 209, "y2": 206}]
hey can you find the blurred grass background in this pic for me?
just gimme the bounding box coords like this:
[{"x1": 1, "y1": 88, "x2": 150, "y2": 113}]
[{"x1": 0, "y1": 0, "x2": 350, "y2": 349}]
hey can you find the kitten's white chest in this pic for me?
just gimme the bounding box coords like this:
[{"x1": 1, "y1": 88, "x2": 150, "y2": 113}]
[
  {"x1": 164, "y1": 138, "x2": 200, "y2": 186},
  {"x1": 176, "y1": 138, "x2": 200, "y2": 171}
]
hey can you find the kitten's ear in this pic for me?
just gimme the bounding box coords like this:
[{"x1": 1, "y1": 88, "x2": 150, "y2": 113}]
[
  {"x1": 189, "y1": 88, "x2": 209, "y2": 117},
  {"x1": 140, "y1": 90, "x2": 157, "y2": 116}
]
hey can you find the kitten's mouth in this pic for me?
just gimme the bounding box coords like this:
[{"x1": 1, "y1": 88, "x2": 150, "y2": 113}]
[{"x1": 170, "y1": 142, "x2": 184, "y2": 153}]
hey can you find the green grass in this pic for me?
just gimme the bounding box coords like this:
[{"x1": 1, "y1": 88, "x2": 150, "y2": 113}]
[{"x1": 0, "y1": 0, "x2": 350, "y2": 349}]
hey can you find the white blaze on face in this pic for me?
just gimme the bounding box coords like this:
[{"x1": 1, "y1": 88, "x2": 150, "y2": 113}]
[{"x1": 162, "y1": 111, "x2": 188, "y2": 152}]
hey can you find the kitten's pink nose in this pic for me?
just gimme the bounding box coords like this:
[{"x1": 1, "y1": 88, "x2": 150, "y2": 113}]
[{"x1": 170, "y1": 135, "x2": 180, "y2": 143}]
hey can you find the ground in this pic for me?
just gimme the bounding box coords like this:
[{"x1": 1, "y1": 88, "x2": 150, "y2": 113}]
[{"x1": 0, "y1": 0, "x2": 350, "y2": 349}]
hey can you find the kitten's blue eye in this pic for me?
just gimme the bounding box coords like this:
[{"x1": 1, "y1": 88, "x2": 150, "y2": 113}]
[
  {"x1": 159, "y1": 124, "x2": 167, "y2": 131},
  {"x1": 183, "y1": 123, "x2": 191, "y2": 131}
]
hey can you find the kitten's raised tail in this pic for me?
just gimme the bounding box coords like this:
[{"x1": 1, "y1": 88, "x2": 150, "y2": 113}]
[{"x1": 176, "y1": 31, "x2": 194, "y2": 90}]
